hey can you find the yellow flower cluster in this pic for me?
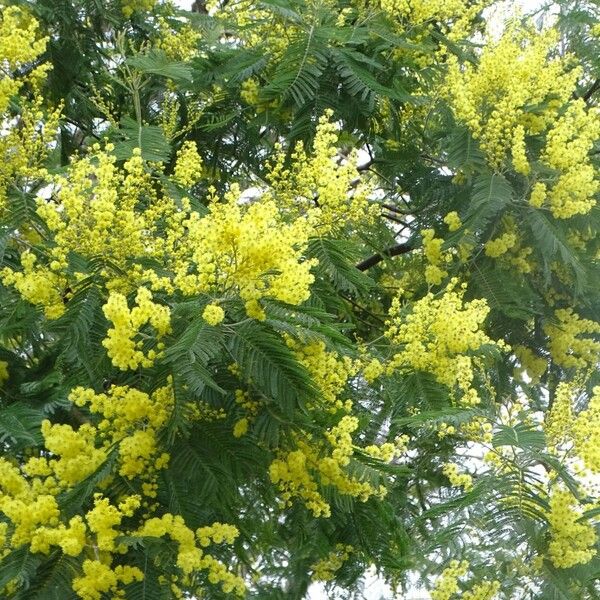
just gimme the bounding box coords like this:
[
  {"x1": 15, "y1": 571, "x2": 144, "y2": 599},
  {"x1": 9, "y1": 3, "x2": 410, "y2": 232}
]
[
  {"x1": 70, "y1": 384, "x2": 172, "y2": 482},
  {"x1": 362, "y1": 357, "x2": 384, "y2": 383},
  {"x1": 0, "y1": 7, "x2": 48, "y2": 112},
  {"x1": 185, "y1": 400, "x2": 227, "y2": 422},
  {"x1": 72, "y1": 560, "x2": 143, "y2": 600},
  {"x1": 232, "y1": 388, "x2": 260, "y2": 436},
  {"x1": 544, "y1": 308, "x2": 600, "y2": 370},
  {"x1": 0, "y1": 7, "x2": 58, "y2": 219},
  {"x1": 36, "y1": 147, "x2": 153, "y2": 279},
  {"x1": 386, "y1": 280, "x2": 504, "y2": 405},
  {"x1": 458, "y1": 417, "x2": 494, "y2": 443},
  {"x1": 443, "y1": 211, "x2": 462, "y2": 232},
  {"x1": 546, "y1": 488, "x2": 597, "y2": 569},
  {"x1": 321, "y1": 416, "x2": 387, "y2": 498},
  {"x1": 511, "y1": 124, "x2": 530, "y2": 175},
  {"x1": 380, "y1": 0, "x2": 485, "y2": 43},
  {"x1": 437, "y1": 422, "x2": 456, "y2": 438},
  {"x1": 269, "y1": 416, "x2": 386, "y2": 517},
  {"x1": 484, "y1": 231, "x2": 517, "y2": 258},
  {"x1": 233, "y1": 417, "x2": 249, "y2": 438},
  {"x1": 0, "y1": 457, "x2": 125, "y2": 564},
  {"x1": 102, "y1": 287, "x2": 171, "y2": 370},
  {"x1": 481, "y1": 218, "x2": 534, "y2": 272},
  {"x1": 86, "y1": 494, "x2": 140, "y2": 552},
  {"x1": 444, "y1": 26, "x2": 578, "y2": 170},
  {"x1": 22, "y1": 384, "x2": 171, "y2": 505},
  {"x1": 121, "y1": 0, "x2": 155, "y2": 18},
  {"x1": 173, "y1": 140, "x2": 203, "y2": 187},
  {"x1": 137, "y1": 515, "x2": 245, "y2": 595},
  {"x1": 544, "y1": 381, "x2": 574, "y2": 452},
  {"x1": 0, "y1": 360, "x2": 8, "y2": 384},
  {"x1": 179, "y1": 187, "x2": 316, "y2": 319},
  {"x1": 529, "y1": 181, "x2": 547, "y2": 208},
  {"x1": 572, "y1": 387, "x2": 600, "y2": 473},
  {"x1": 311, "y1": 544, "x2": 353, "y2": 581},
  {"x1": 269, "y1": 445, "x2": 330, "y2": 517},
  {"x1": 27, "y1": 140, "x2": 319, "y2": 328},
  {"x1": 442, "y1": 463, "x2": 473, "y2": 492},
  {"x1": 508, "y1": 245, "x2": 535, "y2": 274},
  {"x1": 40, "y1": 421, "x2": 106, "y2": 487},
  {"x1": 266, "y1": 110, "x2": 376, "y2": 234},
  {"x1": 541, "y1": 100, "x2": 600, "y2": 219},
  {"x1": 363, "y1": 434, "x2": 408, "y2": 461},
  {"x1": 0, "y1": 457, "x2": 61, "y2": 549},
  {"x1": 446, "y1": 24, "x2": 600, "y2": 219},
  {"x1": 29, "y1": 514, "x2": 87, "y2": 557},
  {"x1": 514, "y1": 345, "x2": 547, "y2": 383},
  {"x1": 567, "y1": 226, "x2": 595, "y2": 251},
  {"x1": 287, "y1": 338, "x2": 356, "y2": 412},
  {"x1": 156, "y1": 16, "x2": 200, "y2": 61},
  {"x1": 5, "y1": 107, "x2": 370, "y2": 326},
  {"x1": 159, "y1": 93, "x2": 180, "y2": 140},
  {"x1": 234, "y1": 388, "x2": 259, "y2": 415},
  {"x1": 422, "y1": 229, "x2": 450, "y2": 286},
  {"x1": 1, "y1": 375, "x2": 243, "y2": 596},
  {"x1": 431, "y1": 560, "x2": 469, "y2": 600},
  {"x1": 549, "y1": 384, "x2": 600, "y2": 473},
  {"x1": 463, "y1": 580, "x2": 501, "y2": 600},
  {"x1": 239, "y1": 78, "x2": 276, "y2": 112},
  {"x1": 240, "y1": 78, "x2": 260, "y2": 105},
  {"x1": 208, "y1": 0, "x2": 288, "y2": 57},
  {"x1": 1, "y1": 251, "x2": 66, "y2": 319},
  {"x1": 202, "y1": 303, "x2": 225, "y2": 326}
]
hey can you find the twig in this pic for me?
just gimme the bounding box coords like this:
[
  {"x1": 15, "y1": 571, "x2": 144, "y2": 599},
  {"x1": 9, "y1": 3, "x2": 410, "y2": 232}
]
[
  {"x1": 582, "y1": 79, "x2": 600, "y2": 103},
  {"x1": 355, "y1": 243, "x2": 413, "y2": 271}
]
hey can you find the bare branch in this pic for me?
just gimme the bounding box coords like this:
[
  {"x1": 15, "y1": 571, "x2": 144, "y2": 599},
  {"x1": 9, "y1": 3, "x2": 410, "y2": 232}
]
[{"x1": 355, "y1": 243, "x2": 413, "y2": 271}]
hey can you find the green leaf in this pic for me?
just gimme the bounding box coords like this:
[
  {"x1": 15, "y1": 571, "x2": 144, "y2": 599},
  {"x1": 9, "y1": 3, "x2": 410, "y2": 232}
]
[
  {"x1": 0, "y1": 403, "x2": 44, "y2": 446},
  {"x1": 470, "y1": 261, "x2": 542, "y2": 319},
  {"x1": 24, "y1": 554, "x2": 79, "y2": 600},
  {"x1": 2, "y1": 189, "x2": 45, "y2": 231},
  {"x1": 418, "y1": 482, "x2": 489, "y2": 522},
  {"x1": 160, "y1": 468, "x2": 215, "y2": 527},
  {"x1": 127, "y1": 51, "x2": 193, "y2": 82},
  {"x1": 262, "y1": 28, "x2": 327, "y2": 105},
  {"x1": 111, "y1": 117, "x2": 171, "y2": 162},
  {"x1": 49, "y1": 281, "x2": 106, "y2": 385},
  {"x1": 332, "y1": 48, "x2": 411, "y2": 102},
  {"x1": 164, "y1": 317, "x2": 225, "y2": 396},
  {"x1": 308, "y1": 238, "x2": 375, "y2": 296},
  {"x1": 258, "y1": 0, "x2": 302, "y2": 22},
  {"x1": 0, "y1": 548, "x2": 42, "y2": 593},
  {"x1": 391, "y1": 371, "x2": 451, "y2": 417},
  {"x1": 524, "y1": 208, "x2": 587, "y2": 292},
  {"x1": 444, "y1": 126, "x2": 486, "y2": 170},
  {"x1": 493, "y1": 424, "x2": 546, "y2": 450},
  {"x1": 465, "y1": 171, "x2": 513, "y2": 231},
  {"x1": 529, "y1": 451, "x2": 582, "y2": 499},
  {"x1": 227, "y1": 322, "x2": 318, "y2": 416},
  {"x1": 218, "y1": 49, "x2": 269, "y2": 83}
]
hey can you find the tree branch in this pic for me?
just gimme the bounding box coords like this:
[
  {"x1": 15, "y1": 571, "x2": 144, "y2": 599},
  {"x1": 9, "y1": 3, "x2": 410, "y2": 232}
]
[
  {"x1": 583, "y1": 79, "x2": 600, "y2": 103},
  {"x1": 355, "y1": 243, "x2": 413, "y2": 271},
  {"x1": 382, "y1": 213, "x2": 409, "y2": 227},
  {"x1": 356, "y1": 158, "x2": 375, "y2": 172}
]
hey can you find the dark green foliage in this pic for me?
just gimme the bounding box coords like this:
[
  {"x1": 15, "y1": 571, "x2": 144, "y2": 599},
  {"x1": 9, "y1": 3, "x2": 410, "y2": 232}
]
[{"x1": 0, "y1": 0, "x2": 599, "y2": 598}]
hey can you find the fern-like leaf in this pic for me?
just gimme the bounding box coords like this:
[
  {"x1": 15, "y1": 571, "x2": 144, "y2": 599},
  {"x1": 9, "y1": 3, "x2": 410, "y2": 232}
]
[{"x1": 227, "y1": 322, "x2": 319, "y2": 416}]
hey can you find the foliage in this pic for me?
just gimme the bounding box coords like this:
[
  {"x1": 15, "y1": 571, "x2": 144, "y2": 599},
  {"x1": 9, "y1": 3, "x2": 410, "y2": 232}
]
[{"x1": 0, "y1": 0, "x2": 599, "y2": 598}]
